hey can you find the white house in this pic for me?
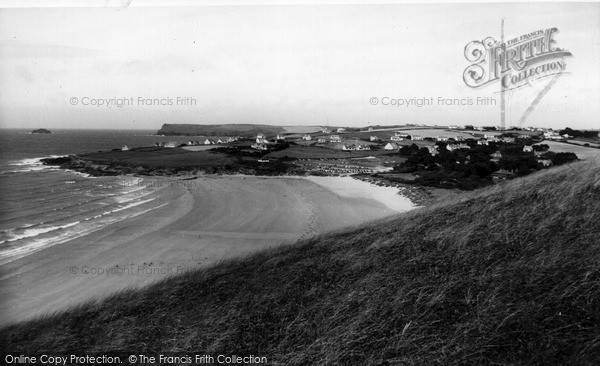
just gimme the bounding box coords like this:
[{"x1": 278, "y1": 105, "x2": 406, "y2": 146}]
[
  {"x1": 426, "y1": 146, "x2": 439, "y2": 155},
  {"x1": 276, "y1": 134, "x2": 285, "y2": 140},
  {"x1": 322, "y1": 128, "x2": 331, "y2": 134},
  {"x1": 337, "y1": 128, "x2": 346, "y2": 133},
  {"x1": 477, "y1": 139, "x2": 489, "y2": 146},
  {"x1": 370, "y1": 136, "x2": 379, "y2": 142},
  {"x1": 165, "y1": 141, "x2": 177, "y2": 148},
  {"x1": 317, "y1": 138, "x2": 327, "y2": 143},
  {"x1": 330, "y1": 135, "x2": 342, "y2": 143},
  {"x1": 523, "y1": 145, "x2": 534, "y2": 152},
  {"x1": 411, "y1": 135, "x2": 423, "y2": 141},
  {"x1": 256, "y1": 134, "x2": 268, "y2": 144},
  {"x1": 384, "y1": 142, "x2": 399, "y2": 150},
  {"x1": 395, "y1": 132, "x2": 409, "y2": 138},
  {"x1": 437, "y1": 136, "x2": 449, "y2": 141},
  {"x1": 302, "y1": 134, "x2": 312, "y2": 141},
  {"x1": 390, "y1": 136, "x2": 403, "y2": 141},
  {"x1": 121, "y1": 145, "x2": 129, "y2": 151},
  {"x1": 446, "y1": 143, "x2": 470, "y2": 151},
  {"x1": 203, "y1": 139, "x2": 213, "y2": 145},
  {"x1": 543, "y1": 131, "x2": 562, "y2": 140}
]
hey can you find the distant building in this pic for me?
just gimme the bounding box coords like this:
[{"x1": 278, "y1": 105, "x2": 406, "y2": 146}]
[
  {"x1": 370, "y1": 136, "x2": 379, "y2": 142},
  {"x1": 446, "y1": 143, "x2": 470, "y2": 151},
  {"x1": 490, "y1": 151, "x2": 502, "y2": 162},
  {"x1": 203, "y1": 139, "x2": 213, "y2": 145},
  {"x1": 411, "y1": 135, "x2": 423, "y2": 141},
  {"x1": 395, "y1": 132, "x2": 409, "y2": 138},
  {"x1": 390, "y1": 136, "x2": 403, "y2": 141},
  {"x1": 436, "y1": 136, "x2": 449, "y2": 141},
  {"x1": 121, "y1": 145, "x2": 129, "y2": 151},
  {"x1": 276, "y1": 134, "x2": 285, "y2": 140},
  {"x1": 523, "y1": 145, "x2": 534, "y2": 153},
  {"x1": 367, "y1": 127, "x2": 374, "y2": 132},
  {"x1": 477, "y1": 139, "x2": 489, "y2": 146},
  {"x1": 251, "y1": 143, "x2": 268, "y2": 150},
  {"x1": 426, "y1": 146, "x2": 439, "y2": 155},
  {"x1": 302, "y1": 134, "x2": 312, "y2": 141},
  {"x1": 330, "y1": 135, "x2": 342, "y2": 143},
  {"x1": 317, "y1": 138, "x2": 327, "y2": 143},
  {"x1": 543, "y1": 131, "x2": 562, "y2": 140},
  {"x1": 538, "y1": 159, "x2": 552, "y2": 167},
  {"x1": 256, "y1": 133, "x2": 269, "y2": 144},
  {"x1": 502, "y1": 137, "x2": 515, "y2": 143},
  {"x1": 337, "y1": 128, "x2": 346, "y2": 133},
  {"x1": 165, "y1": 142, "x2": 177, "y2": 148},
  {"x1": 491, "y1": 169, "x2": 514, "y2": 180},
  {"x1": 384, "y1": 142, "x2": 399, "y2": 150},
  {"x1": 322, "y1": 128, "x2": 331, "y2": 134}
]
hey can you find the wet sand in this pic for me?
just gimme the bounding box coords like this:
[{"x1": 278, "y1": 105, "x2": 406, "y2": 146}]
[{"x1": 0, "y1": 175, "x2": 415, "y2": 325}]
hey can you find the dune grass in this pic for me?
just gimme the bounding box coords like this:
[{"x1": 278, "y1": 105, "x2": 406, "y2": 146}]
[{"x1": 1, "y1": 161, "x2": 599, "y2": 365}]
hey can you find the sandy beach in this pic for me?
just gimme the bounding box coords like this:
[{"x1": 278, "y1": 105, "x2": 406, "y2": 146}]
[{"x1": 0, "y1": 175, "x2": 415, "y2": 325}]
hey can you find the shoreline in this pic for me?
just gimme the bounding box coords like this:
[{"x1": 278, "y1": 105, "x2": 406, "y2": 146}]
[
  {"x1": 39, "y1": 153, "x2": 434, "y2": 205},
  {"x1": 0, "y1": 174, "x2": 416, "y2": 325}
]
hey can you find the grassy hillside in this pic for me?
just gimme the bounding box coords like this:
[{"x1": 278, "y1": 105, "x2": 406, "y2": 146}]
[
  {"x1": 157, "y1": 124, "x2": 285, "y2": 137},
  {"x1": 2, "y1": 161, "x2": 600, "y2": 365}
]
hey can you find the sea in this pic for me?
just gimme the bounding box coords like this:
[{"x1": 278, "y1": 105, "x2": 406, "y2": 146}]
[{"x1": 0, "y1": 129, "x2": 193, "y2": 266}]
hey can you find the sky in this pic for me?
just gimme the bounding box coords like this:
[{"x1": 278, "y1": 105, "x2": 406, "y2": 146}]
[{"x1": 0, "y1": 1, "x2": 599, "y2": 130}]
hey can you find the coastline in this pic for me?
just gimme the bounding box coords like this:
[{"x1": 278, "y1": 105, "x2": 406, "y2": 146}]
[{"x1": 0, "y1": 174, "x2": 416, "y2": 325}]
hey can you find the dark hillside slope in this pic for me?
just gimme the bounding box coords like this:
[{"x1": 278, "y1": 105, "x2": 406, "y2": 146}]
[{"x1": 1, "y1": 161, "x2": 599, "y2": 365}]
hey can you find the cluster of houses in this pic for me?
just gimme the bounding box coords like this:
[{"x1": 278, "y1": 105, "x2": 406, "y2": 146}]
[
  {"x1": 154, "y1": 141, "x2": 177, "y2": 148},
  {"x1": 321, "y1": 128, "x2": 346, "y2": 134},
  {"x1": 153, "y1": 137, "x2": 240, "y2": 148},
  {"x1": 296, "y1": 160, "x2": 376, "y2": 175},
  {"x1": 341, "y1": 143, "x2": 371, "y2": 151},
  {"x1": 543, "y1": 131, "x2": 570, "y2": 140},
  {"x1": 188, "y1": 136, "x2": 239, "y2": 145},
  {"x1": 251, "y1": 133, "x2": 286, "y2": 150}
]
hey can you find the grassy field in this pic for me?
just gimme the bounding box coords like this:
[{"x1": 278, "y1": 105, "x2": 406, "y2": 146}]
[
  {"x1": 1, "y1": 161, "x2": 599, "y2": 365},
  {"x1": 566, "y1": 139, "x2": 600, "y2": 148},
  {"x1": 543, "y1": 140, "x2": 600, "y2": 160},
  {"x1": 281, "y1": 126, "x2": 324, "y2": 134},
  {"x1": 80, "y1": 147, "x2": 237, "y2": 167},
  {"x1": 156, "y1": 123, "x2": 285, "y2": 137}
]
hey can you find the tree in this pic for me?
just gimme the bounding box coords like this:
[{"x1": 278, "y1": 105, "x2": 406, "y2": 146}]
[{"x1": 552, "y1": 152, "x2": 578, "y2": 166}]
